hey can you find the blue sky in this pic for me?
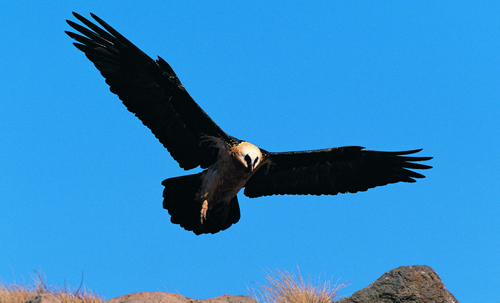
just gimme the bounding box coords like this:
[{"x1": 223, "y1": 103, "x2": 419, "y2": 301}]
[{"x1": 1, "y1": 1, "x2": 499, "y2": 302}]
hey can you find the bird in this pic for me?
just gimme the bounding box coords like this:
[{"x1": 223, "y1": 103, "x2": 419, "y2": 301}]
[{"x1": 66, "y1": 12, "x2": 432, "y2": 235}]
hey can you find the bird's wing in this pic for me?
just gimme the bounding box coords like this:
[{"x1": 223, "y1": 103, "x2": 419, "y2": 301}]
[
  {"x1": 66, "y1": 12, "x2": 238, "y2": 170},
  {"x1": 244, "y1": 146, "x2": 432, "y2": 198}
]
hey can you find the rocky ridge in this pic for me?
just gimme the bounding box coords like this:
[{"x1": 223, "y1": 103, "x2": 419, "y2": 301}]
[{"x1": 24, "y1": 265, "x2": 458, "y2": 303}]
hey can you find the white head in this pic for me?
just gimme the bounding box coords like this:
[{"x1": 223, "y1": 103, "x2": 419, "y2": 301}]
[{"x1": 232, "y1": 142, "x2": 262, "y2": 173}]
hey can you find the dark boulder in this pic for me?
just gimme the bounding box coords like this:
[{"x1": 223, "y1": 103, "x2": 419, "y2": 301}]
[{"x1": 337, "y1": 265, "x2": 458, "y2": 303}]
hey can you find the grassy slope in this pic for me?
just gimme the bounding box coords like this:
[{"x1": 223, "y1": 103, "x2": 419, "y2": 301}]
[
  {"x1": 1, "y1": 268, "x2": 344, "y2": 303},
  {"x1": 0, "y1": 272, "x2": 103, "y2": 303}
]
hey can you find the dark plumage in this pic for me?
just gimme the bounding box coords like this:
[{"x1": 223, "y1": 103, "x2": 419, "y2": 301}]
[{"x1": 66, "y1": 12, "x2": 432, "y2": 235}]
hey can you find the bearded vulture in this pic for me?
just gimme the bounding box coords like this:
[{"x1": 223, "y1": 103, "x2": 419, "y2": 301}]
[{"x1": 66, "y1": 12, "x2": 433, "y2": 235}]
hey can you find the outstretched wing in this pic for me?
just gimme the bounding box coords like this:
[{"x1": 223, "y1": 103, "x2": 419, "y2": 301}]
[
  {"x1": 244, "y1": 146, "x2": 432, "y2": 198},
  {"x1": 66, "y1": 12, "x2": 238, "y2": 170}
]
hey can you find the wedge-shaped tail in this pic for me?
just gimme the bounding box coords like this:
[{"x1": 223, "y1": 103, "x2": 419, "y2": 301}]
[{"x1": 162, "y1": 174, "x2": 240, "y2": 235}]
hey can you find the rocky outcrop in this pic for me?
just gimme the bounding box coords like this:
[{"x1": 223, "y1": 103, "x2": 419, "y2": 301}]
[
  {"x1": 105, "y1": 292, "x2": 255, "y2": 303},
  {"x1": 31, "y1": 265, "x2": 454, "y2": 303},
  {"x1": 197, "y1": 294, "x2": 255, "y2": 303},
  {"x1": 337, "y1": 265, "x2": 458, "y2": 303}
]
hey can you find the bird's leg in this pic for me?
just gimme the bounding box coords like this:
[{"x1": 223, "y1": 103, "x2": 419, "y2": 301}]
[{"x1": 200, "y1": 199, "x2": 208, "y2": 224}]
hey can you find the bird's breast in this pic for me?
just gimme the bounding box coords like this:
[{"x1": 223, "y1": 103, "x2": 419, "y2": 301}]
[{"x1": 197, "y1": 156, "x2": 253, "y2": 207}]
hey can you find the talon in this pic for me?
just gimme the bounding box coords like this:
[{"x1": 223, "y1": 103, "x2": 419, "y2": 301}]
[{"x1": 200, "y1": 200, "x2": 208, "y2": 224}]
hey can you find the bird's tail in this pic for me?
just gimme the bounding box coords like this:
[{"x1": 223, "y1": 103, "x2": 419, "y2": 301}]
[{"x1": 162, "y1": 173, "x2": 240, "y2": 235}]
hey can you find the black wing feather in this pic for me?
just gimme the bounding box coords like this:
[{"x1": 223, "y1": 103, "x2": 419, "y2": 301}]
[
  {"x1": 66, "y1": 12, "x2": 237, "y2": 170},
  {"x1": 244, "y1": 146, "x2": 432, "y2": 197}
]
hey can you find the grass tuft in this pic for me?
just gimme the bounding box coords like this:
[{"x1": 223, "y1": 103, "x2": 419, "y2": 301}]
[
  {"x1": 0, "y1": 271, "x2": 103, "y2": 303},
  {"x1": 251, "y1": 267, "x2": 346, "y2": 303}
]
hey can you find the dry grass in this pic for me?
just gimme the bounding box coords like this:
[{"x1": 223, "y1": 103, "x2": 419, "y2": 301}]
[
  {"x1": 0, "y1": 272, "x2": 103, "y2": 303},
  {"x1": 251, "y1": 267, "x2": 346, "y2": 303},
  {"x1": 2, "y1": 268, "x2": 345, "y2": 303}
]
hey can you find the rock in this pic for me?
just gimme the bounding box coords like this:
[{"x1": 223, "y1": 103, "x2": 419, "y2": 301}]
[
  {"x1": 337, "y1": 265, "x2": 459, "y2": 303},
  {"x1": 198, "y1": 294, "x2": 255, "y2": 303},
  {"x1": 106, "y1": 292, "x2": 187, "y2": 303},
  {"x1": 105, "y1": 292, "x2": 255, "y2": 303},
  {"x1": 105, "y1": 266, "x2": 457, "y2": 303},
  {"x1": 24, "y1": 293, "x2": 62, "y2": 303}
]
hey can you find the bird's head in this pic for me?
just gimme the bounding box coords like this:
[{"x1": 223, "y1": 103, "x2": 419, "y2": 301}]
[{"x1": 232, "y1": 142, "x2": 262, "y2": 173}]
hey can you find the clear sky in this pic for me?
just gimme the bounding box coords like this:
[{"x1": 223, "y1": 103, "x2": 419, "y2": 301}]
[{"x1": 1, "y1": 1, "x2": 499, "y2": 302}]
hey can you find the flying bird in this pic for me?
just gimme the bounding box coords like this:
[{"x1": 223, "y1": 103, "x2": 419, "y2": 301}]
[{"x1": 66, "y1": 12, "x2": 432, "y2": 235}]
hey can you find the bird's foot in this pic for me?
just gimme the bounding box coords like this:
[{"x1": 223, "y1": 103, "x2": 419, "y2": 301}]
[{"x1": 200, "y1": 200, "x2": 208, "y2": 224}]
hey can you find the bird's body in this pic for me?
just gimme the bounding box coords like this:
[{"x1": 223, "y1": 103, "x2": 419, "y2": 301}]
[
  {"x1": 161, "y1": 139, "x2": 262, "y2": 234},
  {"x1": 196, "y1": 140, "x2": 261, "y2": 224},
  {"x1": 66, "y1": 12, "x2": 433, "y2": 235}
]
